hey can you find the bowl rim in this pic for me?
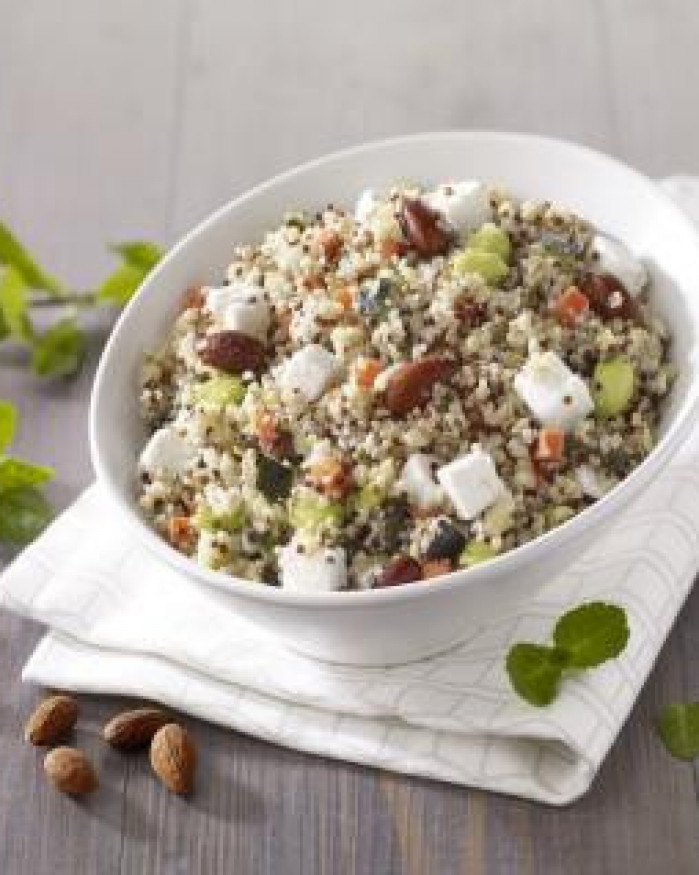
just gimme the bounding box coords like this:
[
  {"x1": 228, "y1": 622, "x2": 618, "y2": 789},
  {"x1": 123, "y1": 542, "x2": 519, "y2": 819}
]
[{"x1": 90, "y1": 129, "x2": 699, "y2": 607}]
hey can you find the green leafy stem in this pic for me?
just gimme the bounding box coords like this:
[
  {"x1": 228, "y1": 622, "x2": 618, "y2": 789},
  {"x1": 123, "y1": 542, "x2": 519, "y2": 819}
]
[
  {"x1": 0, "y1": 223, "x2": 161, "y2": 378},
  {"x1": 0, "y1": 400, "x2": 53, "y2": 544}
]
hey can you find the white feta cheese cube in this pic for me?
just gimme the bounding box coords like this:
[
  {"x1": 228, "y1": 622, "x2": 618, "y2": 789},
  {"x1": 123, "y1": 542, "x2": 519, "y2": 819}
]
[
  {"x1": 204, "y1": 283, "x2": 270, "y2": 340},
  {"x1": 592, "y1": 234, "x2": 647, "y2": 296},
  {"x1": 277, "y1": 344, "x2": 340, "y2": 401},
  {"x1": 355, "y1": 188, "x2": 379, "y2": 224},
  {"x1": 138, "y1": 427, "x2": 194, "y2": 476},
  {"x1": 514, "y1": 351, "x2": 593, "y2": 431},
  {"x1": 425, "y1": 181, "x2": 491, "y2": 234},
  {"x1": 302, "y1": 439, "x2": 336, "y2": 469},
  {"x1": 398, "y1": 454, "x2": 445, "y2": 511},
  {"x1": 437, "y1": 449, "x2": 507, "y2": 520},
  {"x1": 280, "y1": 540, "x2": 347, "y2": 593}
]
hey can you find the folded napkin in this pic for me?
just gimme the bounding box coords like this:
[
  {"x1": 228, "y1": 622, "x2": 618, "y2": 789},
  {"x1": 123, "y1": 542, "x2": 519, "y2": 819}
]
[{"x1": 2, "y1": 177, "x2": 698, "y2": 805}]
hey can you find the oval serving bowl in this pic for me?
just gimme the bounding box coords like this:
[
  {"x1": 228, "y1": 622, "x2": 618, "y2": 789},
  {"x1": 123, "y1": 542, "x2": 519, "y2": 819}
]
[{"x1": 90, "y1": 132, "x2": 699, "y2": 665}]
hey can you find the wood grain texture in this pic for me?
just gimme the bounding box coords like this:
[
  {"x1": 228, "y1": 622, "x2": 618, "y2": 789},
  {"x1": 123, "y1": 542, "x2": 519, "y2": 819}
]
[{"x1": 2, "y1": 0, "x2": 699, "y2": 872}]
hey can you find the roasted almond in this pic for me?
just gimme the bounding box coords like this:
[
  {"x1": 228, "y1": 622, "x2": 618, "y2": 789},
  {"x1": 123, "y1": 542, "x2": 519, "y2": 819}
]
[
  {"x1": 44, "y1": 747, "x2": 98, "y2": 796},
  {"x1": 374, "y1": 555, "x2": 423, "y2": 588},
  {"x1": 25, "y1": 694, "x2": 78, "y2": 746},
  {"x1": 103, "y1": 707, "x2": 171, "y2": 751},
  {"x1": 199, "y1": 330, "x2": 267, "y2": 374},
  {"x1": 398, "y1": 197, "x2": 451, "y2": 257},
  {"x1": 385, "y1": 355, "x2": 457, "y2": 416},
  {"x1": 150, "y1": 723, "x2": 196, "y2": 795},
  {"x1": 579, "y1": 272, "x2": 638, "y2": 322}
]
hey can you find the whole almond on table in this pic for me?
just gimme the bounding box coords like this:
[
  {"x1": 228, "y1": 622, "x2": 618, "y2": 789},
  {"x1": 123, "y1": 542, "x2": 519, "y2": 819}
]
[
  {"x1": 44, "y1": 747, "x2": 98, "y2": 796},
  {"x1": 150, "y1": 723, "x2": 196, "y2": 795},
  {"x1": 24, "y1": 694, "x2": 78, "y2": 746},
  {"x1": 103, "y1": 707, "x2": 171, "y2": 751}
]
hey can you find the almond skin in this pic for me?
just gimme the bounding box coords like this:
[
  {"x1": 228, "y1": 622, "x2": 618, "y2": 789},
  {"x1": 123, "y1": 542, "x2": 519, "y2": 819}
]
[
  {"x1": 103, "y1": 708, "x2": 171, "y2": 751},
  {"x1": 199, "y1": 330, "x2": 267, "y2": 374},
  {"x1": 375, "y1": 555, "x2": 423, "y2": 588},
  {"x1": 44, "y1": 747, "x2": 98, "y2": 796},
  {"x1": 398, "y1": 197, "x2": 451, "y2": 257},
  {"x1": 150, "y1": 723, "x2": 196, "y2": 795},
  {"x1": 579, "y1": 272, "x2": 638, "y2": 322},
  {"x1": 385, "y1": 355, "x2": 457, "y2": 416},
  {"x1": 24, "y1": 695, "x2": 78, "y2": 746}
]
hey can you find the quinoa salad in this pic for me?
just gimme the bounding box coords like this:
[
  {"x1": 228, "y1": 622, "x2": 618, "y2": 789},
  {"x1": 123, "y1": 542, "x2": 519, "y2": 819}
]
[{"x1": 137, "y1": 180, "x2": 675, "y2": 592}]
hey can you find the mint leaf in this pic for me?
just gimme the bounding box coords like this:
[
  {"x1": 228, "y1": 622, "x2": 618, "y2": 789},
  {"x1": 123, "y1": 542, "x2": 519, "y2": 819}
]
[
  {"x1": 657, "y1": 703, "x2": 699, "y2": 761},
  {"x1": 0, "y1": 456, "x2": 53, "y2": 492},
  {"x1": 0, "y1": 400, "x2": 16, "y2": 452},
  {"x1": 96, "y1": 262, "x2": 145, "y2": 305},
  {"x1": 0, "y1": 485, "x2": 52, "y2": 544},
  {"x1": 553, "y1": 602, "x2": 629, "y2": 668},
  {"x1": 0, "y1": 221, "x2": 62, "y2": 293},
  {"x1": 505, "y1": 643, "x2": 568, "y2": 707},
  {"x1": 110, "y1": 241, "x2": 161, "y2": 272},
  {"x1": 97, "y1": 241, "x2": 161, "y2": 305},
  {"x1": 31, "y1": 318, "x2": 86, "y2": 378},
  {"x1": 0, "y1": 266, "x2": 33, "y2": 342}
]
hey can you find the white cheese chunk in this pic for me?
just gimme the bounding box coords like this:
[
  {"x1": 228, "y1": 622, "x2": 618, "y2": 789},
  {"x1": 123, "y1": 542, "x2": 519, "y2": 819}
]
[
  {"x1": 514, "y1": 351, "x2": 593, "y2": 431},
  {"x1": 355, "y1": 188, "x2": 379, "y2": 224},
  {"x1": 592, "y1": 234, "x2": 647, "y2": 296},
  {"x1": 425, "y1": 180, "x2": 491, "y2": 234},
  {"x1": 277, "y1": 344, "x2": 340, "y2": 401},
  {"x1": 280, "y1": 540, "x2": 347, "y2": 593},
  {"x1": 437, "y1": 449, "x2": 507, "y2": 520},
  {"x1": 398, "y1": 454, "x2": 445, "y2": 511},
  {"x1": 139, "y1": 427, "x2": 194, "y2": 476},
  {"x1": 204, "y1": 283, "x2": 270, "y2": 340}
]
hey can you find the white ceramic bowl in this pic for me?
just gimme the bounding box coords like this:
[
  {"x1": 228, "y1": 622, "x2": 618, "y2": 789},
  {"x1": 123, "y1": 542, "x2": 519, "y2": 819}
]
[{"x1": 90, "y1": 132, "x2": 699, "y2": 665}]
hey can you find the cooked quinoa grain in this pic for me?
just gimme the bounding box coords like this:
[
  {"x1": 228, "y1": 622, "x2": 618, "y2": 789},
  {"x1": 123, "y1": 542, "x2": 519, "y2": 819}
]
[{"x1": 136, "y1": 181, "x2": 674, "y2": 592}]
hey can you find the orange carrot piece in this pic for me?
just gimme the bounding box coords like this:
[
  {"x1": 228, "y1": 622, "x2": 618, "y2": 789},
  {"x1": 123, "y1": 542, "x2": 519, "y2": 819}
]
[
  {"x1": 535, "y1": 427, "x2": 565, "y2": 461},
  {"x1": 554, "y1": 286, "x2": 589, "y2": 326}
]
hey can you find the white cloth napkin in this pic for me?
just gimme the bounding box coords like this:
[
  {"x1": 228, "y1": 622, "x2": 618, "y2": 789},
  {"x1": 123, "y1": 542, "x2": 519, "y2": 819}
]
[{"x1": 1, "y1": 177, "x2": 698, "y2": 806}]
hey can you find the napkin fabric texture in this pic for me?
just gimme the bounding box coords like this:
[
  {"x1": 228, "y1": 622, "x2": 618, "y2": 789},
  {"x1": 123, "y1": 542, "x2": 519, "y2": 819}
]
[{"x1": 1, "y1": 176, "x2": 698, "y2": 805}]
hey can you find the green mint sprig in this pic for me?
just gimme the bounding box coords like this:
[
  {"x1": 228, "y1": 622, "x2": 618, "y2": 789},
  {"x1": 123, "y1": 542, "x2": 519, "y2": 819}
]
[
  {"x1": 506, "y1": 602, "x2": 630, "y2": 706},
  {"x1": 0, "y1": 399, "x2": 54, "y2": 545},
  {"x1": 0, "y1": 221, "x2": 161, "y2": 378},
  {"x1": 656, "y1": 703, "x2": 699, "y2": 761}
]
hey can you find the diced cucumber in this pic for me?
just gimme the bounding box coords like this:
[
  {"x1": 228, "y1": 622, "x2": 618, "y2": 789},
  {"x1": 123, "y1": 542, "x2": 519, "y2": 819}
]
[
  {"x1": 468, "y1": 223, "x2": 511, "y2": 260},
  {"x1": 460, "y1": 541, "x2": 497, "y2": 567},
  {"x1": 452, "y1": 249, "x2": 509, "y2": 286},
  {"x1": 194, "y1": 505, "x2": 246, "y2": 533},
  {"x1": 592, "y1": 358, "x2": 635, "y2": 418},
  {"x1": 354, "y1": 484, "x2": 386, "y2": 512},
  {"x1": 289, "y1": 490, "x2": 343, "y2": 532},
  {"x1": 194, "y1": 375, "x2": 246, "y2": 407}
]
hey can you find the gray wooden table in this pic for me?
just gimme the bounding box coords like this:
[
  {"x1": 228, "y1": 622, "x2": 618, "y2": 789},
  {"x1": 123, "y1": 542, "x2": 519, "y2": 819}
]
[{"x1": 2, "y1": 1, "x2": 699, "y2": 872}]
